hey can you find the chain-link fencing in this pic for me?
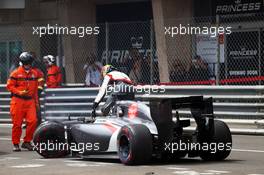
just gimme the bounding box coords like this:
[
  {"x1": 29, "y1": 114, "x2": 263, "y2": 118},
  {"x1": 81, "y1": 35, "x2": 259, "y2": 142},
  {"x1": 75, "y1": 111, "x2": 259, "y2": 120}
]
[
  {"x1": 0, "y1": 24, "x2": 59, "y2": 83},
  {"x1": 0, "y1": 13, "x2": 264, "y2": 85},
  {"x1": 165, "y1": 13, "x2": 264, "y2": 85}
]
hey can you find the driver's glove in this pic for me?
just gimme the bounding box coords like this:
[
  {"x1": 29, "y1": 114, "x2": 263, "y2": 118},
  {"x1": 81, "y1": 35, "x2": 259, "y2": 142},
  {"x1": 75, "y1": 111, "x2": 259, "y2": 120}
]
[
  {"x1": 92, "y1": 102, "x2": 98, "y2": 118},
  {"x1": 91, "y1": 110, "x2": 96, "y2": 118}
]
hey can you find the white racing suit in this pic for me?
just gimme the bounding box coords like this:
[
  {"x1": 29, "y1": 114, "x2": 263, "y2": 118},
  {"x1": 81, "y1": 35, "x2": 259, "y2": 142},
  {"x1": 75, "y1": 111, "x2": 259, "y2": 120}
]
[{"x1": 93, "y1": 71, "x2": 134, "y2": 116}]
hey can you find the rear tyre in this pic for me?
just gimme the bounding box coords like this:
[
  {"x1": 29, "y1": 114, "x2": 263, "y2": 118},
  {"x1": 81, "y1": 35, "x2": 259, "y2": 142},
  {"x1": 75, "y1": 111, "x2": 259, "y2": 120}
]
[
  {"x1": 33, "y1": 121, "x2": 69, "y2": 158},
  {"x1": 200, "y1": 120, "x2": 232, "y2": 161},
  {"x1": 117, "y1": 124, "x2": 152, "y2": 165}
]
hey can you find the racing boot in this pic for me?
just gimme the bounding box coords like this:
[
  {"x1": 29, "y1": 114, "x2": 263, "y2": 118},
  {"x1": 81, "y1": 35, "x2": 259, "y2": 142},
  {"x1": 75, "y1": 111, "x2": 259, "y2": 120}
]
[
  {"x1": 13, "y1": 144, "x2": 21, "y2": 152},
  {"x1": 21, "y1": 142, "x2": 34, "y2": 151}
]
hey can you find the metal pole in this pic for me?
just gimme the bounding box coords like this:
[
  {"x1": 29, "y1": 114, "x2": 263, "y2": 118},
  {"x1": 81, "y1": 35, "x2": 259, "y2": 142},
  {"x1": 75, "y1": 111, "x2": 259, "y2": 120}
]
[
  {"x1": 150, "y1": 20, "x2": 154, "y2": 85},
  {"x1": 258, "y1": 29, "x2": 261, "y2": 85},
  {"x1": 58, "y1": 33, "x2": 62, "y2": 67},
  {"x1": 57, "y1": 32, "x2": 65, "y2": 84},
  {"x1": 6, "y1": 42, "x2": 10, "y2": 82},
  {"x1": 105, "y1": 22, "x2": 109, "y2": 64},
  {"x1": 216, "y1": 15, "x2": 220, "y2": 85},
  {"x1": 224, "y1": 32, "x2": 228, "y2": 85}
]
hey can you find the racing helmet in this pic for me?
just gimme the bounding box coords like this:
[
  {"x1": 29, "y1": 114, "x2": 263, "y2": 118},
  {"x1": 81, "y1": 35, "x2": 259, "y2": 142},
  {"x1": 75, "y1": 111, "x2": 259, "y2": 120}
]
[
  {"x1": 43, "y1": 55, "x2": 56, "y2": 65},
  {"x1": 101, "y1": 64, "x2": 117, "y2": 77},
  {"x1": 19, "y1": 52, "x2": 34, "y2": 65}
]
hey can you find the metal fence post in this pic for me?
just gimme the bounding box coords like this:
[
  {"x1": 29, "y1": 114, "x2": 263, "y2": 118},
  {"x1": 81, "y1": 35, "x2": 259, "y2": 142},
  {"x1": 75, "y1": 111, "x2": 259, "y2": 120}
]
[
  {"x1": 105, "y1": 22, "x2": 109, "y2": 64},
  {"x1": 258, "y1": 29, "x2": 261, "y2": 85},
  {"x1": 216, "y1": 15, "x2": 220, "y2": 85},
  {"x1": 57, "y1": 32, "x2": 66, "y2": 84},
  {"x1": 43, "y1": 88, "x2": 47, "y2": 121},
  {"x1": 150, "y1": 20, "x2": 154, "y2": 85},
  {"x1": 57, "y1": 33, "x2": 63, "y2": 67},
  {"x1": 224, "y1": 32, "x2": 228, "y2": 85}
]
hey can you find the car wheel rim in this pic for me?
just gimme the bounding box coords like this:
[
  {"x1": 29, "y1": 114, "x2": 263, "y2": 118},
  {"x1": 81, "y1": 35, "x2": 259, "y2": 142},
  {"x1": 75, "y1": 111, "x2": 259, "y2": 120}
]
[{"x1": 119, "y1": 135, "x2": 130, "y2": 160}]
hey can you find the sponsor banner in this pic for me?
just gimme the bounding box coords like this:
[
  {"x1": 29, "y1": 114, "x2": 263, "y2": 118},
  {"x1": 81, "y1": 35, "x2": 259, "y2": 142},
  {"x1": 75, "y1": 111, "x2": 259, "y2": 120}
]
[
  {"x1": 196, "y1": 34, "x2": 225, "y2": 64},
  {"x1": 97, "y1": 22, "x2": 156, "y2": 67},
  {"x1": 214, "y1": 0, "x2": 263, "y2": 15},
  {"x1": 213, "y1": 0, "x2": 264, "y2": 22},
  {"x1": 226, "y1": 31, "x2": 260, "y2": 83},
  {"x1": 196, "y1": 34, "x2": 225, "y2": 77}
]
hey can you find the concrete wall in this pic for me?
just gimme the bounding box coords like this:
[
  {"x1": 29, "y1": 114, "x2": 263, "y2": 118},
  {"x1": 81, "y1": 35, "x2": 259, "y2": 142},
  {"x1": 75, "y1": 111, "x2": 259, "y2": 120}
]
[
  {"x1": 58, "y1": 0, "x2": 96, "y2": 83},
  {"x1": 152, "y1": 0, "x2": 193, "y2": 80},
  {"x1": 22, "y1": 0, "x2": 58, "y2": 58},
  {"x1": 163, "y1": 0, "x2": 193, "y2": 73}
]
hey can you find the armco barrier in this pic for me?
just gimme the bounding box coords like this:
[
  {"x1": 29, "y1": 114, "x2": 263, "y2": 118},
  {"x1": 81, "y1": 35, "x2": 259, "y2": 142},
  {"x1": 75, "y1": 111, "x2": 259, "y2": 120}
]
[
  {"x1": 0, "y1": 85, "x2": 45, "y2": 122},
  {"x1": 1, "y1": 85, "x2": 264, "y2": 122}
]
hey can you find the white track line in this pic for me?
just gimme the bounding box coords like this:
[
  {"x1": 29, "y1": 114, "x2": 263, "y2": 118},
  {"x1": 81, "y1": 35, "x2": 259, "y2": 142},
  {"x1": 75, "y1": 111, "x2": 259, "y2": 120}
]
[
  {"x1": 34, "y1": 159, "x2": 51, "y2": 162},
  {"x1": 232, "y1": 149, "x2": 264, "y2": 153},
  {"x1": 167, "y1": 167, "x2": 190, "y2": 171},
  {"x1": 172, "y1": 171, "x2": 200, "y2": 175},
  {"x1": 0, "y1": 138, "x2": 11, "y2": 141},
  {"x1": 0, "y1": 157, "x2": 21, "y2": 161},
  {"x1": 63, "y1": 160, "x2": 81, "y2": 163},
  {"x1": 0, "y1": 124, "x2": 12, "y2": 127},
  {"x1": 205, "y1": 170, "x2": 230, "y2": 174},
  {"x1": 11, "y1": 164, "x2": 45, "y2": 168},
  {"x1": 0, "y1": 137, "x2": 25, "y2": 141},
  {"x1": 94, "y1": 162, "x2": 116, "y2": 165},
  {"x1": 65, "y1": 163, "x2": 101, "y2": 167}
]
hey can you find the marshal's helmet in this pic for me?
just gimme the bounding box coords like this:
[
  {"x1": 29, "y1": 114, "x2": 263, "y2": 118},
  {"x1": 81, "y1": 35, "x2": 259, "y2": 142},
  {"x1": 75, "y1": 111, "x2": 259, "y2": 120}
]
[
  {"x1": 43, "y1": 55, "x2": 56, "y2": 65},
  {"x1": 19, "y1": 52, "x2": 34, "y2": 66}
]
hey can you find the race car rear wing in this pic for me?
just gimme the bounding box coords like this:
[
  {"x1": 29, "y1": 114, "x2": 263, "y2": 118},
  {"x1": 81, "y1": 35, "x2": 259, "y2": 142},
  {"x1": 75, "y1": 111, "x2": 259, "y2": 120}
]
[{"x1": 149, "y1": 96, "x2": 214, "y2": 146}]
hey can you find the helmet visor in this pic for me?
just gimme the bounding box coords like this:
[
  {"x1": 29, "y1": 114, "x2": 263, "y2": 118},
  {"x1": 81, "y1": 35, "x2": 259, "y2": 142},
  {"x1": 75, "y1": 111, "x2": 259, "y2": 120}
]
[{"x1": 21, "y1": 59, "x2": 33, "y2": 65}]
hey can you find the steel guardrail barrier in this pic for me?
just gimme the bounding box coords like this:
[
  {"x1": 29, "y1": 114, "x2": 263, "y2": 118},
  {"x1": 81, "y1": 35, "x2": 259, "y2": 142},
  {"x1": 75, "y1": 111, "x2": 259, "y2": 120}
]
[{"x1": 1, "y1": 85, "x2": 264, "y2": 123}]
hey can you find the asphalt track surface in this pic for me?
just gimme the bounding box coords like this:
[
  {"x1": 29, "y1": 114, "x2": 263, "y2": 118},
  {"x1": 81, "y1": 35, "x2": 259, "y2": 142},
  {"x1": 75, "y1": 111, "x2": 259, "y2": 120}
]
[{"x1": 0, "y1": 124, "x2": 263, "y2": 175}]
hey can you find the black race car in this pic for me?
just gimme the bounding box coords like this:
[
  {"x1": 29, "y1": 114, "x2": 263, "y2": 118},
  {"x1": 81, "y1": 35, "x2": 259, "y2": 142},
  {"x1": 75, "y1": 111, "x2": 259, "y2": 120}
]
[{"x1": 33, "y1": 96, "x2": 232, "y2": 165}]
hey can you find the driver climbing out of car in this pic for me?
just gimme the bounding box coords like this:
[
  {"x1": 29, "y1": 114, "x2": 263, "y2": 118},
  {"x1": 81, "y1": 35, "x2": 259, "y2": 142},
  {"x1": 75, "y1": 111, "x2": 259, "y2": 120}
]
[{"x1": 92, "y1": 65, "x2": 135, "y2": 118}]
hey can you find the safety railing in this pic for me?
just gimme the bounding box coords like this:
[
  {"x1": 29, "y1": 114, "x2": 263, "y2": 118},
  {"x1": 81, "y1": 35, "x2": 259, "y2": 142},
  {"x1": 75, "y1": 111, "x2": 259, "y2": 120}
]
[
  {"x1": 0, "y1": 84, "x2": 45, "y2": 122},
  {"x1": 1, "y1": 85, "x2": 264, "y2": 122}
]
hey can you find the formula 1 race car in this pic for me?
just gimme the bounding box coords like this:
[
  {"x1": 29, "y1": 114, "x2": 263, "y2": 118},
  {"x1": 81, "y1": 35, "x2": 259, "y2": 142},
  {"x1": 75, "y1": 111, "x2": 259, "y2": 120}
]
[{"x1": 33, "y1": 96, "x2": 232, "y2": 165}]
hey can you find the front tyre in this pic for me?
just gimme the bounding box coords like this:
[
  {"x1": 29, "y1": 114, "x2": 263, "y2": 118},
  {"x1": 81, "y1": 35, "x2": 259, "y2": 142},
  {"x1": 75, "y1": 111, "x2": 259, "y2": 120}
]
[
  {"x1": 117, "y1": 124, "x2": 153, "y2": 165},
  {"x1": 33, "y1": 121, "x2": 69, "y2": 158}
]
